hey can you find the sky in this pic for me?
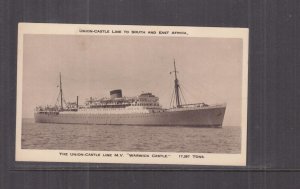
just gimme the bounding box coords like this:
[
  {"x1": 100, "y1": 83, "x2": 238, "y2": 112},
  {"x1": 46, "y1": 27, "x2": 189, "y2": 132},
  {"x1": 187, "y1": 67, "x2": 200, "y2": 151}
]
[{"x1": 22, "y1": 34, "x2": 244, "y2": 126}]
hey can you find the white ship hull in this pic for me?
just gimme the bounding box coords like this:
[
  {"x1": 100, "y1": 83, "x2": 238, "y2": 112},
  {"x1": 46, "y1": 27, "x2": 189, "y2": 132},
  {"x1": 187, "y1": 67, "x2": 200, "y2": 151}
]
[{"x1": 34, "y1": 105, "x2": 226, "y2": 127}]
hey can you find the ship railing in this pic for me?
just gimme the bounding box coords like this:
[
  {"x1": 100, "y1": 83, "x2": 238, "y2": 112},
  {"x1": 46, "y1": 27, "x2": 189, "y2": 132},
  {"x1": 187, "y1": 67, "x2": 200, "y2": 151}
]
[
  {"x1": 179, "y1": 103, "x2": 209, "y2": 108},
  {"x1": 35, "y1": 107, "x2": 59, "y2": 112},
  {"x1": 35, "y1": 110, "x2": 59, "y2": 115},
  {"x1": 167, "y1": 103, "x2": 226, "y2": 111}
]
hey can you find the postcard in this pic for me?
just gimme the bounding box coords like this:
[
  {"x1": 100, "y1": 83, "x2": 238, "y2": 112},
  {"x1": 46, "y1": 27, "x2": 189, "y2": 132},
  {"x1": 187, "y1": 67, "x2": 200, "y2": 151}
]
[{"x1": 16, "y1": 23, "x2": 248, "y2": 166}]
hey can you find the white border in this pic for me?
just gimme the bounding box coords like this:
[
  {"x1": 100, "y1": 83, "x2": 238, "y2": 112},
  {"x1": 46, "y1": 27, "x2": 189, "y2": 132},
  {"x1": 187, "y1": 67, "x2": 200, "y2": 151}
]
[{"x1": 16, "y1": 23, "x2": 248, "y2": 166}]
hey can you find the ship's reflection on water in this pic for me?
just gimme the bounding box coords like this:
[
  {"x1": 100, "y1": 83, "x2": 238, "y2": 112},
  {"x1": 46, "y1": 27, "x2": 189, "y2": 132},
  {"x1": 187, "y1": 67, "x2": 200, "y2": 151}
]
[{"x1": 22, "y1": 118, "x2": 241, "y2": 154}]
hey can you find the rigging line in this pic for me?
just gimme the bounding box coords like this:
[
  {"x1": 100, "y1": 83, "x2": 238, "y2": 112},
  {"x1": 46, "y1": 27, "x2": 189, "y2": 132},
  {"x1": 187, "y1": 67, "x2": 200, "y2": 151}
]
[
  {"x1": 173, "y1": 88, "x2": 177, "y2": 107},
  {"x1": 55, "y1": 98, "x2": 59, "y2": 107},
  {"x1": 169, "y1": 88, "x2": 175, "y2": 108},
  {"x1": 55, "y1": 91, "x2": 61, "y2": 106},
  {"x1": 180, "y1": 83, "x2": 198, "y2": 101},
  {"x1": 63, "y1": 98, "x2": 68, "y2": 106},
  {"x1": 179, "y1": 94, "x2": 182, "y2": 106},
  {"x1": 176, "y1": 79, "x2": 182, "y2": 107},
  {"x1": 171, "y1": 88, "x2": 176, "y2": 108},
  {"x1": 177, "y1": 87, "x2": 182, "y2": 106},
  {"x1": 179, "y1": 86, "x2": 187, "y2": 105},
  {"x1": 179, "y1": 82, "x2": 187, "y2": 104}
]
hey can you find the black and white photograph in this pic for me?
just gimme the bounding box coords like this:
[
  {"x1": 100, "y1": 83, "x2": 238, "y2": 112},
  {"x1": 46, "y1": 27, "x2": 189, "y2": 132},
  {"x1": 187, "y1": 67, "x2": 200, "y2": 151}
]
[{"x1": 16, "y1": 23, "x2": 248, "y2": 165}]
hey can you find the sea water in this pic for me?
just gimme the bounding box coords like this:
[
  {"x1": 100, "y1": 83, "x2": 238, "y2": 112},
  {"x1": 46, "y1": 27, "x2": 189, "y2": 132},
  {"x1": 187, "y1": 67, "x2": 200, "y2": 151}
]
[{"x1": 21, "y1": 118, "x2": 241, "y2": 154}]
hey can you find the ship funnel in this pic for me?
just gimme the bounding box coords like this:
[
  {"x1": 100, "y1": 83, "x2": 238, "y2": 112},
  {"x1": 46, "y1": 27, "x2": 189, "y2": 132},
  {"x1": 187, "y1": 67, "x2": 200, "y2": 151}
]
[{"x1": 110, "y1": 89, "x2": 122, "y2": 99}]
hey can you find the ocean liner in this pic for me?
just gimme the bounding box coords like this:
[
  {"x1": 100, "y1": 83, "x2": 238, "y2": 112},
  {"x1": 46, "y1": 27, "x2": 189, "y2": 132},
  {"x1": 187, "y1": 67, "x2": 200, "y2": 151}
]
[{"x1": 34, "y1": 61, "x2": 226, "y2": 127}]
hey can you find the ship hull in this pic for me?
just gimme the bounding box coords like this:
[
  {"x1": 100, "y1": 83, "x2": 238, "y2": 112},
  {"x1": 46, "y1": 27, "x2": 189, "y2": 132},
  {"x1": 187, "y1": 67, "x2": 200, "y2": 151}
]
[{"x1": 34, "y1": 105, "x2": 226, "y2": 128}]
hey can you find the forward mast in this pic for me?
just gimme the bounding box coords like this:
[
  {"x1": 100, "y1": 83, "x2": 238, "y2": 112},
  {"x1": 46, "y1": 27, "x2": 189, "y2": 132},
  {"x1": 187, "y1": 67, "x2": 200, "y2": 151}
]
[{"x1": 170, "y1": 60, "x2": 183, "y2": 108}]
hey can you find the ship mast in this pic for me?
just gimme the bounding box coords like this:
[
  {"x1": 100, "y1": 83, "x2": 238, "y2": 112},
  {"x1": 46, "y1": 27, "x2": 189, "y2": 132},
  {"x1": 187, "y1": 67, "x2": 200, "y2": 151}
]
[
  {"x1": 172, "y1": 60, "x2": 181, "y2": 108},
  {"x1": 59, "y1": 72, "x2": 63, "y2": 110}
]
